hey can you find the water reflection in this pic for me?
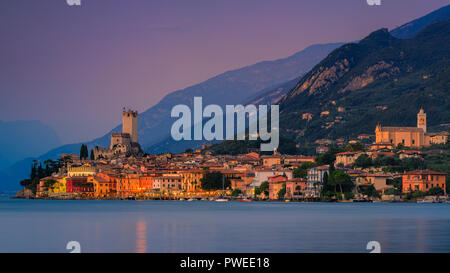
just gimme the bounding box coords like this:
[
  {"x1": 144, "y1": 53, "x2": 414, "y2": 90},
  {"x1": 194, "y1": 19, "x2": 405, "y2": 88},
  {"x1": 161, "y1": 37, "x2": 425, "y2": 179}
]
[{"x1": 136, "y1": 220, "x2": 147, "y2": 253}]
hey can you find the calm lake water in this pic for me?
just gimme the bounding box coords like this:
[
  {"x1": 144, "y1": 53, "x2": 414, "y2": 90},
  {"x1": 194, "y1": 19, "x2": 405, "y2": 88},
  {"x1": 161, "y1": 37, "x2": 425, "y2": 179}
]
[{"x1": 1, "y1": 197, "x2": 450, "y2": 253}]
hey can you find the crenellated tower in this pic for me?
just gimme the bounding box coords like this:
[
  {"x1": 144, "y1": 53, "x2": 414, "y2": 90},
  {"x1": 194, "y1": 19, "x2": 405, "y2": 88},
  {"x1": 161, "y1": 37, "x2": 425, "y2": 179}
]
[{"x1": 122, "y1": 109, "x2": 138, "y2": 143}]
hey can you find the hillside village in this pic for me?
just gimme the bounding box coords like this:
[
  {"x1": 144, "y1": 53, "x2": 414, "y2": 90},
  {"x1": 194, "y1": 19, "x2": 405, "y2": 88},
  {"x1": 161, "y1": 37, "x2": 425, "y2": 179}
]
[{"x1": 18, "y1": 108, "x2": 449, "y2": 203}]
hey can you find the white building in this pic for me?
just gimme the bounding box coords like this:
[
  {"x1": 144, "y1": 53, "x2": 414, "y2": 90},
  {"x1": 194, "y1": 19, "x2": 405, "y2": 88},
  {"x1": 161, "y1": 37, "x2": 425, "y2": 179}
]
[
  {"x1": 252, "y1": 169, "x2": 293, "y2": 187},
  {"x1": 305, "y1": 165, "x2": 329, "y2": 198}
]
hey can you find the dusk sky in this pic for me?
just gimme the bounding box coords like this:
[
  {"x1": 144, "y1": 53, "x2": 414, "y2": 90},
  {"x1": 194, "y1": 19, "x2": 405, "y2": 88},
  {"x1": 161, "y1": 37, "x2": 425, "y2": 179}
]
[{"x1": 1, "y1": 0, "x2": 448, "y2": 144}]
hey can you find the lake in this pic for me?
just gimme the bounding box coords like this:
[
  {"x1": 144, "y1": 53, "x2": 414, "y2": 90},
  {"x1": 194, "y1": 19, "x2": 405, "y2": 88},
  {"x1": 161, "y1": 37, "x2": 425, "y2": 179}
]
[{"x1": 1, "y1": 198, "x2": 450, "y2": 253}]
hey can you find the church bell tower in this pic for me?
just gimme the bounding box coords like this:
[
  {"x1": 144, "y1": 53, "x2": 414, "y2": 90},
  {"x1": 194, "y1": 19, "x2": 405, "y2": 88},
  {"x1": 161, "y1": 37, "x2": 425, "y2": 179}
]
[{"x1": 417, "y1": 108, "x2": 427, "y2": 133}]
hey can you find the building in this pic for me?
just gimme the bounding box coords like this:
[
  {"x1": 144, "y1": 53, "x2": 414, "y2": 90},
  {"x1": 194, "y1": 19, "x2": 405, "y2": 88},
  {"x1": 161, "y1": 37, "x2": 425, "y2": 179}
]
[
  {"x1": 67, "y1": 166, "x2": 96, "y2": 177},
  {"x1": 92, "y1": 173, "x2": 117, "y2": 198},
  {"x1": 374, "y1": 109, "x2": 431, "y2": 148},
  {"x1": 305, "y1": 165, "x2": 329, "y2": 198},
  {"x1": 94, "y1": 109, "x2": 142, "y2": 159},
  {"x1": 230, "y1": 174, "x2": 254, "y2": 196},
  {"x1": 398, "y1": 150, "x2": 422, "y2": 160},
  {"x1": 283, "y1": 155, "x2": 315, "y2": 165},
  {"x1": 66, "y1": 177, "x2": 94, "y2": 194},
  {"x1": 155, "y1": 174, "x2": 183, "y2": 192},
  {"x1": 335, "y1": 152, "x2": 360, "y2": 167},
  {"x1": 252, "y1": 169, "x2": 293, "y2": 188},
  {"x1": 355, "y1": 173, "x2": 393, "y2": 193},
  {"x1": 402, "y1": 170, "x2": 446, "y2": 193},
  {"x1": 117, "y1": 174, "x2": 142, "y2": 197},
  {"x1": 285, "y1": 178, "x2": 307, "y2": 199},
  {"x1": 122, "y1": 109, "x2": 138, "y2": 143},
  {"x1": 261, "y1": 155, "x2": 282, "y2": 167},
  {"x1": 268, "y1": 175, "x2": 287, "y2": 200},
  {"x1": 316, "y1": 145, "x2": 329, "y2": 155},
  {"x1": 428, "y1": 132, "x2": 449, "y2": 145},
  {"x1": 178, "y1": 169, "x2": 204, "y2": 192},
  {"x1": 302, "y1": 113, "x2": 313, "y2": 121}
]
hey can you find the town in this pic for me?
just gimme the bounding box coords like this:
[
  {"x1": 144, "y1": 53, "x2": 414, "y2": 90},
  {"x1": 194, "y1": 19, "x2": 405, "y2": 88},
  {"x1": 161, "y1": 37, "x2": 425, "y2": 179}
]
[{"x1": 19, "y1": 108, "x2": 449, "y2": 203}]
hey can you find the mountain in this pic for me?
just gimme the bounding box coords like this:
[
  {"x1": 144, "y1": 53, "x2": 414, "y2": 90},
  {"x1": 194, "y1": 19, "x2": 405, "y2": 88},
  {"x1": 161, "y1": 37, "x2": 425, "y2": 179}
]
[
  {"x1": 146, "y1": 76, "x2": 302, "y2": 154},
  {"x1": 3, "y1": 5, "x2": 449, "y2": 191},
  {"x1": 278, "y1": 20, "x2": 450, "y2": 144},
  {"x1": 0, "y1": 120, "x2": 61, "y2": 170},
  {"x1": 390, "y1": 5, "x2": 450, "y2": 39},
  {"x1": 38, "y1": 42, "x2": 344, "y2": 156},
  {"x1": 0, "y1": 43, "x2": 343, "y2": 191}
]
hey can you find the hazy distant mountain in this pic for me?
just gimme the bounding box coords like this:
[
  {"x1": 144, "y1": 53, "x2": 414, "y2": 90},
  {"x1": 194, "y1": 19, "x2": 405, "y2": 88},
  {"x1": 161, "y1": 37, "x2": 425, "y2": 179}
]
[
  {"x1": 0, "y1": 120, "x2": 61, "y2": 170},
  {"x1": 390, "y1": 4, "x2": 450, "y2": 39},
  {"x1": 278, "y1": 20, "x2": 450, "y2": 144},
  {"x1": 34, "y1": 42, "x2": 345, "y2": 156},
  {"x1": 0, "y1": 120, "x2": 61, "y2": 192}
]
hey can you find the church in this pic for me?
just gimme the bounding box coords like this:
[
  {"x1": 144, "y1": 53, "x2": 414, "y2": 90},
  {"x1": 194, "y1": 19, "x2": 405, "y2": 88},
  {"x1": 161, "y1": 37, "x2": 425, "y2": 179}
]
[{"x1": 373, "y1": 109, "x2": 432, "y2": 149}]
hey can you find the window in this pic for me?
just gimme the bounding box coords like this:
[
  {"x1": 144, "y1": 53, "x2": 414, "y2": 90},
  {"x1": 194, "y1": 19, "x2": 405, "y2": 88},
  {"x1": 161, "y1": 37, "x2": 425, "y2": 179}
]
[{"x1": 412, "y1": 140, "x2": 415, "y2": 145}]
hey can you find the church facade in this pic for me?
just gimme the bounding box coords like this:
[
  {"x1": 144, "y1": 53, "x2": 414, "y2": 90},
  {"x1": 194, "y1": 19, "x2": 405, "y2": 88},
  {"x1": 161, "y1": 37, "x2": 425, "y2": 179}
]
[{"x1": 374, "y1": 109, "x2": 432, "y2": 149}]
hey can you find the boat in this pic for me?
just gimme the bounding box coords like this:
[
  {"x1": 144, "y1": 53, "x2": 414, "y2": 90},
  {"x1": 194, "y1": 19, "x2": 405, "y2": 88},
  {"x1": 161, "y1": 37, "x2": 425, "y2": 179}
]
[
  {"x1": 353, "y1": 199, "x2": 373, "y2": 203},
  {"x1": 239, "y1": 199, "x2": 252, "y2": 202},
  {"x1": 417, "y1": 198, "x2": 434, "y2": 203},
  {"x1": 187, "y1": 198, "x2": 195, "y2": 202},
  {"x1": 215, "y1": 176, "x2": 229, "y2": 202}
]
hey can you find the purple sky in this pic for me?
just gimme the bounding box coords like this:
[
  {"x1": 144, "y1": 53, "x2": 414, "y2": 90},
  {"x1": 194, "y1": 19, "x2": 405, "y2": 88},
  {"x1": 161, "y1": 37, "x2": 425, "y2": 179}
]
[{"x1": 1, "y1": 0, "x2": 448, "y2": 144}]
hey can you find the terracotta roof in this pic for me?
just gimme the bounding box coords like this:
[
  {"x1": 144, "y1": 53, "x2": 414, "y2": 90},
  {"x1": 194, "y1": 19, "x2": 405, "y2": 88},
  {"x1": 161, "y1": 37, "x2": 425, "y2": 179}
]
[
  {"x1": 379, "y1": 126, "x2": 423, "y2": 132},
  {"x1": 404, "y1": 170, "x2": 447, "y2": 175}
]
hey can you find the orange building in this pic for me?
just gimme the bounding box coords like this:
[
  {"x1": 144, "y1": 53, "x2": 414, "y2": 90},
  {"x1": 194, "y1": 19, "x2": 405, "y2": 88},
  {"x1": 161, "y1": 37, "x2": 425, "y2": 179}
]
[
  {"x1": 402, "y1": 170, "x2": 446, "y2": 193},
  {"x1": 285, "y1": 178, "x2": 307, "y2": 199},
  {"x1": 261, "y1": 155, "x2": 282, "y2": 167},
  {"x1": 139, "y1": 175, "x2": 154, "y2": 192},
  {"x1": 117, "y1": 173, "x2": 142, "y2": 197},
  {"x1": 178, "y1": 169, "x2": 204, "y2": 192},
  {"x1": 268, "y1": 175, "x2": 287, "y2": 200},
  {"x1": 92, "y1": 175, "x2": 117, "y2": 198},
  {"x1": 374, "y1": 109, "x2": 431, "y2": 148}
]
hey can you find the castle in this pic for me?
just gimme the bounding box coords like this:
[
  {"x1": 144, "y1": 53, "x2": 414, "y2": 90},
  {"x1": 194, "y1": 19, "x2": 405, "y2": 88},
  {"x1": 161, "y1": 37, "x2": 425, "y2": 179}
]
[
  {"x1": 373, "y1": 109, "x2": 448, "y2": 149},
  {"x1": 94, "y1": 109, "x2": 142, "y2": 159}
]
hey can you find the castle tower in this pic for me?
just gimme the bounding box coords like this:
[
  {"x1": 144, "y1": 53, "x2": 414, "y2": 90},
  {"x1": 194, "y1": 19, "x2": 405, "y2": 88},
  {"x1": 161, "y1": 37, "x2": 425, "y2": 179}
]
[
  {"x1": 417, "y1": 108, "x2": 427, "y2": 133},
  {"x1": 122, "y1": 109, "x2": 138, "y2": 143}
]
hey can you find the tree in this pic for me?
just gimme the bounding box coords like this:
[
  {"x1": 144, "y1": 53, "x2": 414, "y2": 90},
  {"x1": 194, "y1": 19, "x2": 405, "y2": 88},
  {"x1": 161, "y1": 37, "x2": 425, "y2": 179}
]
[
  {"x1": 293, "y1": 167, "x2": 307, "y2": 179},
  {"x1": 80, "y1": 144, "x2": 89, "y2": 160},
  {"x1": 345, "y1": 142, "x2": 364, "y2": 152},
  {"x1": 231, "y1": 189, "x2": 242, "y2": 197},
  {"x1": 427, "y1": 187, "x2": 444, "y2": 196},
  {"x1": 293, "y1": 161, "x2": 316, "y2": 179},
  {"x1": 331, "y1": 171, "x2": 353, "y2": 194},
  {"x1": 90, "y1": 149, "x2": 95, "y2": 160},
  {"x1": 43, "y1": 179, "x2": 57, "y2": 190},
  {"x1": 354, "y1": 154, "x2": 373, "y2": 168},
  {"x1": 255, "y1": 181, "x2": 269, "y2": 197},
  {"x1": 277, "y1": 183, "x2": 286, "y2": 199},
  {"x1": 315, "y1": 152, "x2": 336, "y2": 166},
  {"x1": 359, "y1": 185, "x2": 381, "y2": 198},
  {"x1": 200, "y1": 171, "x2": 230, "y2": 190}
]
